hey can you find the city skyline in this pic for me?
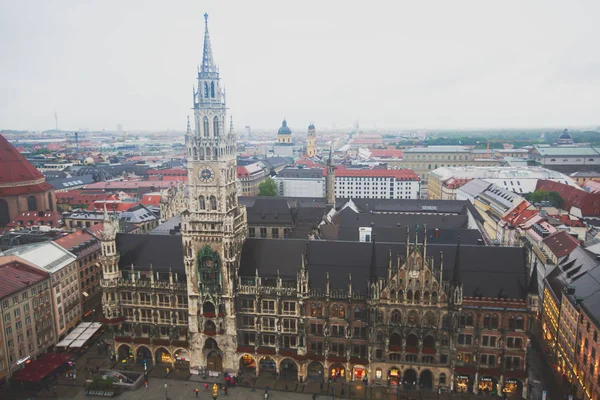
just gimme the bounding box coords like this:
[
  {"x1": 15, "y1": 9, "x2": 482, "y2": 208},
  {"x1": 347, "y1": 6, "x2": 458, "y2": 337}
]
[{"x1": 1, "y1": 0, "x2": 599, "y2": 131}]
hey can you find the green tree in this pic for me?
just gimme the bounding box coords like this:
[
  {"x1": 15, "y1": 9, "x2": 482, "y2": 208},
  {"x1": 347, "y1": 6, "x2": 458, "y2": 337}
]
[
  {"x1": 258, "y1": 177, "x2": 277, "y2": 196},
  {"x1": 524, "y1": 190, "x2": 564, "y2": 208}
]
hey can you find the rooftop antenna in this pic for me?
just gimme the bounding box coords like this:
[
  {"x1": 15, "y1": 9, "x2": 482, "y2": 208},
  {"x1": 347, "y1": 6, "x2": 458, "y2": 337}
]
[{"x1": 54, "y1": 110, "x2": 59, "y2": 130}]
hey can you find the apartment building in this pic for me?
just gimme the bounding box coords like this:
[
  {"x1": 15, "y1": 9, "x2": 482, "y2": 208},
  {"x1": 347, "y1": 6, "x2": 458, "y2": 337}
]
[
  {"x1": 0, "y1": 256, "x2": 54, "y2": 379},
  {"x1": 4, "y1": 242, "x2": 80, "y2": 340},
  {"x1": 334, "y1": 169, "x2": 420, "y2": 200}
]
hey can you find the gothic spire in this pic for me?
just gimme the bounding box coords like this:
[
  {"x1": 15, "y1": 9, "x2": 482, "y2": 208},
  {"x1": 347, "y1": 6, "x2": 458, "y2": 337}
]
[
  {"x1": 229, "y1": 115, "x2": 234, "y2": 135},
  {"x1": 369, "y1": 234, "x2": 377, "y2": 281},
  {"x1": 200, "y1": 13, "x2": 217, "y2": 76},
  {"x1": 186, "y1": 115, "x2": 191, "y2": 134},
  {"x1": 452, "y1": 237, "x2": 461, "y2": 284},
  {"x1": 328, "y1": 145, "x2": 333, "y2": 165}
]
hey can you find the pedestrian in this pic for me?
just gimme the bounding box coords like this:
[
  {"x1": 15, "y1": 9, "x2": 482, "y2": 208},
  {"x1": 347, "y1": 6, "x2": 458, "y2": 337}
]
[
  {"x1": 312, "y1": 395, "x2": 317, "y2": 400},
  {"x1": 166, "y1": 367, "x2": 170, "y2": 377},
  {"x1": 204, "y1": 383, "x2": 209, "y2": 390},
  {"x1": 224, "y1": 386, "x2": 228, "y2": 395},
  {"x1": 341, "y1": 385, "x2": 345, "y2": 396},
  {"x1": 320, "y1": 382, "x2": 324, "y2": 392},
  {"x1": 194, "y1": 387, "x2": 199, "y2": 398},
  {"x1": 144, "y1": 380, "x2": 148, "y2": 388}
]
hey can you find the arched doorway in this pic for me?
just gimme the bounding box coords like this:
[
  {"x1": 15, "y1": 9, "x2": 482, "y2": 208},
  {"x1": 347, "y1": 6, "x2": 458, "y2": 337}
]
[
  {"x1": 239, "y1": 354, "x2": 256, "y2": 377},
  {"x1": 117, "y1": 344, "x2": 133, "y2": 363},
  {"x1": 329, "y1": 364, "x2": 345, "y2": 380},
  {"x1": 0, "y1": 199, "x2": 9, "y2": 226},
  {"x1": 207, "y1": 350, "x2": 223, "y2": 372},
  {"x1": 389, "y1": 332, "x2": 402, "y2": 351},
  {"x1": 280, "y1": 358, "x2": 298, "y2": 380},
  {"x1": 136, "y1": 346, "x2": 152, "y2": 366},
  {"x1": 307, "y1": 361, "x2": 324, "y2": 381},
  {"x1": 420, "y1": 369, "x2": 433, "y2": 390},
  {"x1": 259, "y1": 356, "x2": 276, "y2": 376},
  {"x1": 403, "y1": 368, "x2": 417, "y2": 389},
  {"x1": 388, "y1": 367, "x2": 400, "y2": 385},
  {"x1": 155, "y1": 347, "x2": 172, "y2": 365},
  {"x1": 174, "y1": 349, "x2": 190, "y2": 369},
  {"x1": 203, "y1": 302, "x2": 215, "y2": 317}
]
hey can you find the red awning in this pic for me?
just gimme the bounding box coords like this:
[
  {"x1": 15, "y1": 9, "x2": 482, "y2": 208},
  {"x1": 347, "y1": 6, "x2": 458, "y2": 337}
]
[{"x1": 12, "y1": 353, "x2": 72, "y2": 383}]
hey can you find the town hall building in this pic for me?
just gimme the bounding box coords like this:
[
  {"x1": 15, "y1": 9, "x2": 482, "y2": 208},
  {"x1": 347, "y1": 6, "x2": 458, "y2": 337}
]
[{"x1": 99, "y1": 14, "x2": 534, "y2": 396}]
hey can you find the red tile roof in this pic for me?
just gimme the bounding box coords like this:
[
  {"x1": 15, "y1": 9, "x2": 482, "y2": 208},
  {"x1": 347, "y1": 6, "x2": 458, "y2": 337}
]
[
  {"x1": 55, "y1": 191, "x2": 113, "y2": 206},
  {"x1": 369, "y1": 149, "x2": 404, "y2": 158},
  {"x1": 335, "y1": 169, "x2": 420, "y2": 181},
  {"x1": 5, "y1": 211, "x2": 60, "y2": 228},
  {"x1": 543, "y1": 230, "x2": 579, "y2": 258},
  {"x1": 0, "y1": 134, "x2": 46, "y2": 185},
  {"x1": 88, "y1": 200, "x2": 137, "y2": 212},
  {"x1": 54, "y1": 224, "x2": 102, "y2": 252},
  {"x1": 0, "y1": 258, "x2": 49, "y2": 299},
  {"x1": 536, "y1": 180, "x2": 600, "y2": 216},
  {"x1": 140, "y1": 193, "x2": 162, "y2": 206},
  {"x1": 83, "y1": 181, "x2": 174, "y2": 190}
]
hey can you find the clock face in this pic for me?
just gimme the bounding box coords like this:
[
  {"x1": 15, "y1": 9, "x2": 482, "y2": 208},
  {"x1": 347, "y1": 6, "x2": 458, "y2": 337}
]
[{"x1": 198, "y1": 166, "x2": 215, "y2": 183}]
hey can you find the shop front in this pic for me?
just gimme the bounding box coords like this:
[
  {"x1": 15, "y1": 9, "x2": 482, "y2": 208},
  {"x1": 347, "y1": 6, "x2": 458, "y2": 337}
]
[
  {"x1": 503, "y1": 378, "x2": 521, "y2": 395},
  {"x1": 455, "y1": 374, "x2": 472, "y2": 393},
  {"x1": 478, "y1": 376, "x2": 498, "y2": 394},
  {"x1": 352, "y1": 365, "x2": 367, "y2": 381},
  {"x1": 330, "y1": 364, "x2": 346, "y2": 379},
  {"x1": 388, "y1": 367, "x2": 400, "y2": 385}
]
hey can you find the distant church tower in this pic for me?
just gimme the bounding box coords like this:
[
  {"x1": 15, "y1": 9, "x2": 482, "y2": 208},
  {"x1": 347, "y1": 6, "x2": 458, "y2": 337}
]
[
  {"x1": 306, "y1": 123, "x2": 316, "y2": 158},
  {"x1": 326, "y1": 146, "x2": 336, "y2": 205},
  {"x1": 277, "y1": 119, "x2": 293, "y2": 144},
  {"x1": 182, "y1": 13, "x2": 247, "y2": 373}
]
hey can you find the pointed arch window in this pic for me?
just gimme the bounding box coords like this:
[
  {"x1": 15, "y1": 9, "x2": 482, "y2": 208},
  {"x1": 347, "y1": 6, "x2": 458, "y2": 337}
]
[
  {"x1": 27, "y1": 196, "x2": 37, "y2": 211},
  {"x1": 199, "y1": 196, "x2": 205, "y2": 210},
  {"x1": 331, "y1": 305, "x2": 338, "y2": 318},
  {"x1": 204, "y1": 82, "x2": 209, "y2": 98},
  {"x1": 339, "y1": 305, "x2": 345, "y2": 319},
  {"x1": 199, "y1": 147, "x2": 204, "y2": 160},
  {"x1": 211, "y1": 82, "x2": 215, "y2": 98},
  {"x1": 210, "y1": 196, "x2": 217, "y2": 211},
  {"x1": 213, "y1": 116, "x2": 219, "y2": 137},
  {"x1": 203, "y1": 117, "x2": 209, "y2": 137},
  {"x1": 193, "y1": 147, "x2": 198, "y2": 160}
]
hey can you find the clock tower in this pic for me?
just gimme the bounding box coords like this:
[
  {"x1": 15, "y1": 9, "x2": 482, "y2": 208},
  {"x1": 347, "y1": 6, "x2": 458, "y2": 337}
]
[{"x1": 182, "y1": 13, "x2": 247, "y2": 373}]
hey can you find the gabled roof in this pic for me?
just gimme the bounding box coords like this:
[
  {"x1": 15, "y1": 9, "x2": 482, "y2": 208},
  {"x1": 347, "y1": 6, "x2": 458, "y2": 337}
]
[
  {"x1": 543, "y1": 230, "x2": 579, "y2": 258},
  {"x1": 0, "y1": 257, "x2": 49, "y2": 299},
  {"x1": 0, "y1": 135, "x2": 46, "y2": 185},
  {"x1": 537, "y1": 180, "x2": 600, "y2": 216}
]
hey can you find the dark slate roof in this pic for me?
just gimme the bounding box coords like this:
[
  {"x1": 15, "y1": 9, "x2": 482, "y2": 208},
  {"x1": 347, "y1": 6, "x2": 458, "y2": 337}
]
[
  {"x1": 241, "y1": 197, "x2": 331, "y2": 226},
  {"x1": 334, "y1": 207, "x2": 469, "y2": 230},
  {"x1": 246, "y1": 198, "x2": 294, "y2": 225},
  {"x1": 278, "y1": 167, "x2": 324, "y2": 179},
  {"x1": 47, "y1": 175, "x2": 95, "y2": 189},
  {"x1": 335, "y1": 198, "x2": 484, "y2": 223},
  {"x1": 116, "y1": 233, "x2": 184, "y2": 272},
  {"x1": 239, "y1": 239, "x2": 528, "y2": 299},
  {"x1": 328, "y1": 226, "x2": 483, "y2": 244}
]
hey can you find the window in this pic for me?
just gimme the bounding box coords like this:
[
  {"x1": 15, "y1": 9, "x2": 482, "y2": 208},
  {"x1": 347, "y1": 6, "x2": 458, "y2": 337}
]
[
  {"x1": 480, "y1": 354, "x2": 496, "y2": 366},
  {"x1": 260, "y1": 228, "x2": 267, "y2": 238},
  {"x1": 283, "y1": 319, "x2": 296, "y2": 332},
  {"x1": 310, "y1": 323, "x2": 323, "y2": 335},
  {"x1": 282, "y1": 301, "x2": 295, "y2": 315},
  {"x1": 272, "y1": 228, "x2": 279, "y2": 239},
  {"x1": 262, "y1": 300, "x2": 275, "y2": 313},
  {"x1": 505, "y1": 356, "x2": 521, "y2": 370},
  {"x1": 240, "y1": 298, "x2": 254, "y2": 312},
  {"x1": 507, "y1": 337, "x2": 523, "y2": 349},
  {"x1": 482, "y1": 336, "x2": 497, "y2": 347},
  {"x1": 459, "y1": 313, "x2": 474, "y2": 327},
  {"x1": 248, "y1": 227, "x2": 256, "y2": 238},
  {"x1": 391, "y1": 309, "x2": 401, "y2": 324},
  {"x1": 458, "y1": 334, "x2": 472, "y2": 345},
  {"x1": 311, "y1": 303, "x2": 323, "y2": 317}
]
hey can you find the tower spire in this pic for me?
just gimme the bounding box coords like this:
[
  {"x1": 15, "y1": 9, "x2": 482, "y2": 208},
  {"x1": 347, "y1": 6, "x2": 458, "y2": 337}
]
[
  {"x1": 229, "y1": 115, "x2": 234, "y2": 135},
  {"x1": 201, "y1": 13, "x2": 216, "y2": 76}
]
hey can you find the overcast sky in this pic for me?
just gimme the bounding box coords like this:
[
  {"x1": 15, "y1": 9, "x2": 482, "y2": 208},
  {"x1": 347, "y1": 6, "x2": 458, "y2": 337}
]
[{"x1": 1, "y1": 0, "x2": 599, "y2": 132}]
